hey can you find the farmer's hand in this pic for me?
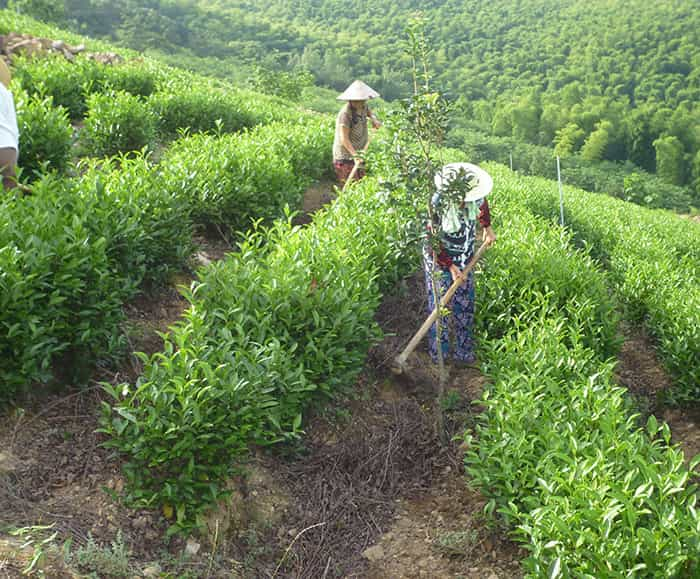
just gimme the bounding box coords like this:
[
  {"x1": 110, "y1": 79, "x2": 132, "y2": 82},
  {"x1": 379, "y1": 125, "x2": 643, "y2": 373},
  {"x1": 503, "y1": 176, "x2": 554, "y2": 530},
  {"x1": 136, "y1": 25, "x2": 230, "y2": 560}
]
[
  {"x1": 371, "y1": 118, "x2": 382, "y2": 129},
  {"x1": 449, "y1": 264, "x2": 463, "y2": 282},
  {"x1": 483, "y1": 226, "x2": 497, "y2": 247}
]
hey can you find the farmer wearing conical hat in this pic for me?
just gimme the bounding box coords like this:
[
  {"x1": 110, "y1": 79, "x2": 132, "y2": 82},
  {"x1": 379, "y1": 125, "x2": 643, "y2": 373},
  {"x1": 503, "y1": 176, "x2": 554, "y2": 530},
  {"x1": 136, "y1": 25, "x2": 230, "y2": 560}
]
[
  {"x1": 332, "y1": 80, "x2": 381, "y2": 185},
  {"x1": 424, "y1": 163, "x2": 497, "y2": 366},
  {"x1": 0, "y1": 58, "x2": 20, "y2": 191}
]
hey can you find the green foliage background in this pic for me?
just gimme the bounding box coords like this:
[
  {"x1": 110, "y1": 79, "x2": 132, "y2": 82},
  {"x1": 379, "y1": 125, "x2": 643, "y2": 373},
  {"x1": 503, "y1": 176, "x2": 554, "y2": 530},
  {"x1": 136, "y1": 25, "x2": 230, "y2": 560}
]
[{"x1": 4, "y1": 0, "x2": 699, "y2": 199}]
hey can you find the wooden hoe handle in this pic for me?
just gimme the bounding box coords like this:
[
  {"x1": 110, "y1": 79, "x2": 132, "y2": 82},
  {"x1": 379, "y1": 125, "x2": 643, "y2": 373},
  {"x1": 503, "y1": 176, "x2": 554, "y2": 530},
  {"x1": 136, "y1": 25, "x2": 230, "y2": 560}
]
[
  {"x1": 393, "y1": 243, "x2": 489, "y2": 373},
  {"x1": 341, "y1": 128, "x2": 376, "y2": 192},
  {"x1": 342, "y1": 160, "x2": 362, "y2": 191}
]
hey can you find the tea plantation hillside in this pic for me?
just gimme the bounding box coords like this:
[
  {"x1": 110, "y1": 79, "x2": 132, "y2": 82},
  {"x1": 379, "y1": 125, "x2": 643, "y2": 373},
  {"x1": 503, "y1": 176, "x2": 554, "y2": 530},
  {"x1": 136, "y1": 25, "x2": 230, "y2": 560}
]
[
  {"x1": 0, "y1": 13, "x2": 333, "y2": 402},
  {"x1": 1, "y1": 9, "x2": 699, "y2": 579}
]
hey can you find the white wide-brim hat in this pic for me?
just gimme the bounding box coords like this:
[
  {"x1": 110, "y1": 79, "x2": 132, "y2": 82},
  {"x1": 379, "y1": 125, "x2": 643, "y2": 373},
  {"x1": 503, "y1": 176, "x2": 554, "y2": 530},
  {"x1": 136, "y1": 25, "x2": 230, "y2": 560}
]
[
  {"x1": 434, "y1": 162, "x2": 493, "y2": 202},
  {"x1": 337, "y1": 80, "x2": 380, "y2": 101}
]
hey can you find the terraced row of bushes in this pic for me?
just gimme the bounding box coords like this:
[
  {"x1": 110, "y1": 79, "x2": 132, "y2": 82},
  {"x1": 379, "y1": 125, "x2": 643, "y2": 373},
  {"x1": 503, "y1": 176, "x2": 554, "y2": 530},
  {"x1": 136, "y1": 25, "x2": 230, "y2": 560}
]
[
  {"x1": 100, "y1": 176, "x2": 416, "y2": 531},
  {"x1": 7, "y1": 53, "x2": 317, "y2": 181},
  {"x1": 13, "y1": 54, "x2": 296, "y2": 125},
  {"x1": 491, "y1": 166, "x2": 699, "y2": 401},
  {"x1": 0, "y1": 118, "x2": 332, "y2": 402},
  {"x1": 466, "y1": 197, "x2": 700, "y2": 576},
  {"x1": 158, "y1": 119, "x2": 331, "y2": 228},
  {"x1": 0, "y1": 165, "x2": 189, "y2": 397},
  {"x1": 74, "y1": 83, "x2": 306, "y2": 159}
]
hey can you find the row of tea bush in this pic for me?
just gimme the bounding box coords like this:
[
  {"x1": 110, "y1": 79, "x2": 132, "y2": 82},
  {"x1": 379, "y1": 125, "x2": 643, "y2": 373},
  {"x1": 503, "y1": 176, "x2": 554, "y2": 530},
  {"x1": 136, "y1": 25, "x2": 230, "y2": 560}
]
[
  {"x1": 100, "y1": 175, "x2": 416, "y2": 532},
  {"x1": 0, "y1": 117, "x2": 332, "y2": 401},
  {"x1": 494, "y1": 167, "x2": 699, "y2": 401},
  {"x1": 466, "y1": 183, "x2": 699, "y2": 575},
  {"x1": 8, "y1": 52, "x2": 318, "y2": 181}
]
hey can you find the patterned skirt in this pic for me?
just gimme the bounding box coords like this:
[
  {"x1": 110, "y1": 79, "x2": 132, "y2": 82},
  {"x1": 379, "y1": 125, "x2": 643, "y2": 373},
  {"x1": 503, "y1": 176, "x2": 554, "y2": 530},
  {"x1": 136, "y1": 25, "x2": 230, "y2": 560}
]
[
  {"x1": 333, "y1": 159, "x2": 365, "y2": 184},
  {"x1": 422, "y1": 253, "x2": 476, "y2": 363}
]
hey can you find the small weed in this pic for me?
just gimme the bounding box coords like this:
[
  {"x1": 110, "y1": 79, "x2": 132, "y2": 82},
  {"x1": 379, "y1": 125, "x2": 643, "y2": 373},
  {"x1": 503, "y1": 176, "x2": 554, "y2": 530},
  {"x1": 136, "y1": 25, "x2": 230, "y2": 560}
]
[
  {"x1": 237, "y1": 522, "x2": 275, "y2": 575},
  {"x1": 64, "y1": 530, "x2": 131, "y2": 578},
  {"x1": 8, "y1": 524, "x2": 58, "y2": 577},
  {"x1": 440, "y1": 390, "x2": 462, "y2": 412},
  {"x1": 433, "y1": 529, "x2": 480, "y2": 557}
]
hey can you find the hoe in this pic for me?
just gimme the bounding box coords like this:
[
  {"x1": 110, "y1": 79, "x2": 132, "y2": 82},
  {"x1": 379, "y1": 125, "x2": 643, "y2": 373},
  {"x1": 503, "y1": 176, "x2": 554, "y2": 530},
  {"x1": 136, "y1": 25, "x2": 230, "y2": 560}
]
[{"x1": 391, "y1": 242, "x2": 489, "y2": 375}]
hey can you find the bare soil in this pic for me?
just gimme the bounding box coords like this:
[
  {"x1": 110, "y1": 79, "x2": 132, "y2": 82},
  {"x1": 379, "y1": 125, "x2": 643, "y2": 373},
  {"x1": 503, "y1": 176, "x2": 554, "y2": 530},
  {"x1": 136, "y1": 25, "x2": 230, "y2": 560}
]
[{"x1": 615, "y1": 323, "x2": 700, "y2": 463}]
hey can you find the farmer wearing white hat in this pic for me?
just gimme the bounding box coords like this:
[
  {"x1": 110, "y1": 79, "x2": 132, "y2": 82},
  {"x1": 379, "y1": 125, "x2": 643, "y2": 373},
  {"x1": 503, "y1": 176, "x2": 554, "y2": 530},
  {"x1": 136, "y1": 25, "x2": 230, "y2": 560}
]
[
  {"x1": 424, "y1": 163, "x2": 496, "y2": 365},
  {"x1": 332, "y1": 80, "x2": 381, "y2": 185},
  {"x1": 0, "y1": 58, "x2": 20, "y2": 191}
]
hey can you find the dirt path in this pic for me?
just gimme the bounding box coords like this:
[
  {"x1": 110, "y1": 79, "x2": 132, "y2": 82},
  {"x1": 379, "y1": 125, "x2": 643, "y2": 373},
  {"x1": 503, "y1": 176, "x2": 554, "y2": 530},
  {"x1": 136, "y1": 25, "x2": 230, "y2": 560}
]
[
  {"x1": 292, "y1": 180, "x2": 337, "y2": 226},
  {"x1": 242, "y1": 271, "x2": 524, "y2": 578},
  {"x1": 350, "y1": 272, "x2": 524, "y2": 579},
  {"x1": 615, "y1": 323, "x2": 700, "y2": 462}
]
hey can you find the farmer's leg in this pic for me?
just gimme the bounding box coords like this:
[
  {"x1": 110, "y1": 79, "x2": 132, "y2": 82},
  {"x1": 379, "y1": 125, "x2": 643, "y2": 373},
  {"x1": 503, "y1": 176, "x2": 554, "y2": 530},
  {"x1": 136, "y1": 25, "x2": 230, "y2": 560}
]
[
  {"x1": 452, "y1": 270, "x2": 476, "y2": 363},
  {"x1": 423, "y1": 256, "x2": 451, "y2": 361},
  {"x1": 0, "y1": 147, "x2": 18, "y2": 191}
]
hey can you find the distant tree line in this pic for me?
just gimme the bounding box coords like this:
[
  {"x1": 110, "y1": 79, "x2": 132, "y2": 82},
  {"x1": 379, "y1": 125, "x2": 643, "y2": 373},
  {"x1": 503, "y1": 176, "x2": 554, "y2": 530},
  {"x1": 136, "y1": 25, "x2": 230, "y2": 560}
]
[{"x1": 5, "y1": 0, "x2": 700, "y2": 200}]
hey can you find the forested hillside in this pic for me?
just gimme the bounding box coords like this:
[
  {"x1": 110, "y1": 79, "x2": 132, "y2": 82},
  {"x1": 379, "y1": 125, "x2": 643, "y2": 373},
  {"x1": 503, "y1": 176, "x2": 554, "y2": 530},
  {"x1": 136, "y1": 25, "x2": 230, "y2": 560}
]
[{"x1": 4, "y1": 0, "x2": 700, "y2": 200}]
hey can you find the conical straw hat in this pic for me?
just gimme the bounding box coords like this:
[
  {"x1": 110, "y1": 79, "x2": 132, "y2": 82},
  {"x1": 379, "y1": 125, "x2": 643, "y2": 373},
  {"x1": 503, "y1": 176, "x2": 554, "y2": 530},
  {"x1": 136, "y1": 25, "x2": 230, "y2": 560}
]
[
  {"x1": 337, "y1": 80, "x2": 380, "y2": 101},
  {"x1": 434, "y1": 163, "x2": 493, "y2": 202},
  {"x1": 0, "y1": 59, "x2": 11, "y2": 89}
]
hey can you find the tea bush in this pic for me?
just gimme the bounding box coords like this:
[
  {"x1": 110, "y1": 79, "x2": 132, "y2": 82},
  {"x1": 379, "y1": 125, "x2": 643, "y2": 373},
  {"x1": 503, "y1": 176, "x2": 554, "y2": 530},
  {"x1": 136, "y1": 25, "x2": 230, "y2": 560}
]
[
  {"x1": 466, "y1": 207, "x2": 700, "y2": 576},
  {"x1": 101, "y1": 61, "x2": 161, "y2": 98},
  {"x1": 12, "y1": 54, "x2": 107, "y2": 119},
  {"x1": 75, "y1": 154, "x2": 194, "y2": 287},
  {"x1": 15, "y1": 89, "x2": 73, "y2": 180},
  {"x1": 148, "y1": 83, "x2": 323, "y2": 141},
  {"x1": 490, "y1": 165, "x2": 700, "y2": 400},
  {"x1": 157, "y1": 118, "x2": 332, "y2": 229},
  {"x1": 253, "y1": 118, "x2": 333, "y2": 182},
  {"x1": 80, "y1": 90, "x2": 156, "y2": 157},
  {"x1": 0, "y1": 176, "x2": 128, "y2": 399},
  {"x1": 0, "y1": 154, "x2": 194, "y2": 400},
  {"x1": 150, "y1": 74, "x2": 312, "y2": 141},
  {"x1": 148, "y1": 90, "x2": 257, "y2": 140},
  {"x1": 101, "y1": 177, "x2": 416, "y2": 530},
  {"x1": 219, "y1": 88, "x2": 308, "y2": 126},
  {"x1": 13, "y1": 55, "x2": 161, "y2": 121}
]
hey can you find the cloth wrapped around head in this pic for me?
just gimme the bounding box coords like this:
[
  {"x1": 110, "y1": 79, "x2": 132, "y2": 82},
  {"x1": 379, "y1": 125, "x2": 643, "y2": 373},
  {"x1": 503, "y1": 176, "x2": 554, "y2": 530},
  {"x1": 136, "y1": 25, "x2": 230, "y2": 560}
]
[{"x1": 434, "y1": 163, "x2": 493, "y2": 230}]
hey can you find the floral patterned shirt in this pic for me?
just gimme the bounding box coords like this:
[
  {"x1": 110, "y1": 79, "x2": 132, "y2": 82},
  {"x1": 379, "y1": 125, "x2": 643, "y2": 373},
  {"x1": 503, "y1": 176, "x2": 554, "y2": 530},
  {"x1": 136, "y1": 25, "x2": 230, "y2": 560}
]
[{"x1": 425, "y1": 193, "x2": 491, "y2": 269}]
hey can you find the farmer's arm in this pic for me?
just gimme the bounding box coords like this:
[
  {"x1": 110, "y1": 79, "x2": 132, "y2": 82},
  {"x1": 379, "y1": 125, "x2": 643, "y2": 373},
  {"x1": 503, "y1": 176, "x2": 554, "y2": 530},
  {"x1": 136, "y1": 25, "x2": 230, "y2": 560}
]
[
  {"x1": 368, "y1": 107, "x2": 381, "y2": 129},
  {"x1": 479, "y1": 199, "x2": 497, "y2": 246}
]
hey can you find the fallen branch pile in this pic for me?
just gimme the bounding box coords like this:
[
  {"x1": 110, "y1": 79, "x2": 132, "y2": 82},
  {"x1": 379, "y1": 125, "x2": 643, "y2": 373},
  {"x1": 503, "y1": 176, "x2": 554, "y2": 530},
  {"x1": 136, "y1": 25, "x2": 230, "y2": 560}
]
[{"x1": 0, "y1": 32, "x2": 122, "y2": 65}]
